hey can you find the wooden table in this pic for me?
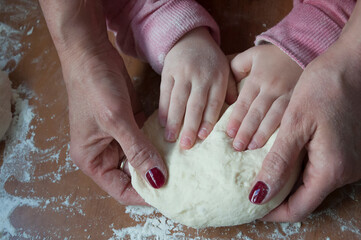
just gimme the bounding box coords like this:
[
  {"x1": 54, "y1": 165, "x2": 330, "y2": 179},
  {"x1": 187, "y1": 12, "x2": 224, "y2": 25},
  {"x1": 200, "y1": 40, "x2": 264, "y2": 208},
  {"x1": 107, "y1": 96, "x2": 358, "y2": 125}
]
[{"x1": 1, "y1": 0, "x2": 361, "y2": 239}]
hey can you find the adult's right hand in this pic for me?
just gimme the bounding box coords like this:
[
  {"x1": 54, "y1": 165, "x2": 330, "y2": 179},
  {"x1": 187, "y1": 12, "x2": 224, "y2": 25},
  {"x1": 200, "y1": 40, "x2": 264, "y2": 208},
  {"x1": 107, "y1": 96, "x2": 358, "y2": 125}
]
[
  {"x1": 248, "y1": 0, "x2": 361, "y2": 221},
  {"x1": 247, "y1": 36, "x2": 361, "y2": 221},
  {"x1": 39, "y1": 0, "x2": 168, "y2": 205}
]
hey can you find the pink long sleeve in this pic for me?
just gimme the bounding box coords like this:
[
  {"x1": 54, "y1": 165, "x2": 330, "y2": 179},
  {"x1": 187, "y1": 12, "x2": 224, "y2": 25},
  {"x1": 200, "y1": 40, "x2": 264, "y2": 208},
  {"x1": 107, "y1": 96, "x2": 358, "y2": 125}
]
[
  {"x1": 102, "y1": 0, "x2": 220, "y2": 74},
  {"x1": 255, "y1": 0, "x2": 356, "y2": 69}
]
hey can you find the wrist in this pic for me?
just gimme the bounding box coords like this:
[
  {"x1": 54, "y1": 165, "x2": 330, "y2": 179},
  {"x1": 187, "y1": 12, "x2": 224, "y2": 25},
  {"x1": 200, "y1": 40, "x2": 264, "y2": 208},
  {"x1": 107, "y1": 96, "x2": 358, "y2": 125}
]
[
  {"x1": 170, "y1": 27, "x2": 216, "y2": 52},
  {"x1": 61, "y1": 42, "x2": 126, "y2": 86}
]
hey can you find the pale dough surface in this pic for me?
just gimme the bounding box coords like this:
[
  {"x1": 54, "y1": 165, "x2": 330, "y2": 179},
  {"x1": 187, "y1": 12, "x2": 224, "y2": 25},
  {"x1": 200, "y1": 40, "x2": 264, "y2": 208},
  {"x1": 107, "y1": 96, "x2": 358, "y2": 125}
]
[
  {"x1": 130, "y1": 84, "x2": 300, "y2": 228},
  {"x1": 0, "y1": 70, "x2": 12, "y2": 140}
]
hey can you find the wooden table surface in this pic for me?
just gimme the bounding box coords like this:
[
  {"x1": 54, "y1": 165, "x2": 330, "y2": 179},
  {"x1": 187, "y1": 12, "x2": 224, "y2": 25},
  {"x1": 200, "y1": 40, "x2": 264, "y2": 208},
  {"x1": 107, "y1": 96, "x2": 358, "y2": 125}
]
[{"x1": 1, "y1": 0, "x2": 361, "y2": 239}]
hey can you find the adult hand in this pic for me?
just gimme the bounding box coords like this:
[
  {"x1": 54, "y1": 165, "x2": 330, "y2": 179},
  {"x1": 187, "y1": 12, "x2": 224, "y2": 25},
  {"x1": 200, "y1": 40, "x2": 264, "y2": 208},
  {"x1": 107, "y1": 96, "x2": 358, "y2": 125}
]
[
  {"x1": 248, "y1": 36, "x2": 361, "y2": 221},
  {"x1": 39, "y1": 0, "x2": 168, "y2": 205}
]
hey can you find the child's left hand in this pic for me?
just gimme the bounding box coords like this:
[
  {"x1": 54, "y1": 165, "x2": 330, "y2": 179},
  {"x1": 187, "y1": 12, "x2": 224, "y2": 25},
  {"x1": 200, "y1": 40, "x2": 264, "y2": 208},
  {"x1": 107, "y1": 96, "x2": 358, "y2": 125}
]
[
  {"x1": 227, "y1": 44, "x2": 302, "y2": 151},
  {"x1": 160, "y1": 27, "x2": 237, "y2": 149}
]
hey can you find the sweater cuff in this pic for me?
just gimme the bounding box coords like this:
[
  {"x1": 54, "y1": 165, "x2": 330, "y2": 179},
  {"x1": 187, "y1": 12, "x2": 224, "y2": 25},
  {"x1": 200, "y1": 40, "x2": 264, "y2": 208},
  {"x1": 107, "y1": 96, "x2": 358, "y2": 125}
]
[
  {"x1": 255, "y1": 3, "x2": 344, "y2": 69},
  {"x1": 133, "y1": 0, "x2": 220, "y2": 74}
]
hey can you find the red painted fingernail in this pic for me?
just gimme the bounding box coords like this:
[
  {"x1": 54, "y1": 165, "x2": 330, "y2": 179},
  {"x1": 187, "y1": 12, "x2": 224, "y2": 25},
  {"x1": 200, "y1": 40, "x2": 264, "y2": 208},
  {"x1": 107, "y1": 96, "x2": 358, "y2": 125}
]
[
  {"x1": 249, "y1": 181, "x2": 268, "y2": 204},
  {"x1": 146, "y1": 168, "x2": 165, "y2": 189}
]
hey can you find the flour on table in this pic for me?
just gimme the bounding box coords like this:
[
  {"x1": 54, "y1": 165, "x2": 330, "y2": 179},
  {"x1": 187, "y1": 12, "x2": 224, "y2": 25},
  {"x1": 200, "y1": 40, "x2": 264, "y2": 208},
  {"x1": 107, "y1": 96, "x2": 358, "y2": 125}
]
[
  {"x1": 129, "y1": 82, "x2": 301, "y2": 228},
  {"x1": 0, "y1": 70, "x2": 12, "y2": 140}
]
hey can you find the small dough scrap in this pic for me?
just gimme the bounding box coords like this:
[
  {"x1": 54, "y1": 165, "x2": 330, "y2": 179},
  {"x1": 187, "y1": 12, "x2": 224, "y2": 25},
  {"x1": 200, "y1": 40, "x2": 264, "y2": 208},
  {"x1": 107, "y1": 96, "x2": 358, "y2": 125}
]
[
  {"x1": 130, "y1": 84, "x2": 301, "y2": 228},
  {"x1": 0, "y1": 70, "x2": 12, "y2": 140}
]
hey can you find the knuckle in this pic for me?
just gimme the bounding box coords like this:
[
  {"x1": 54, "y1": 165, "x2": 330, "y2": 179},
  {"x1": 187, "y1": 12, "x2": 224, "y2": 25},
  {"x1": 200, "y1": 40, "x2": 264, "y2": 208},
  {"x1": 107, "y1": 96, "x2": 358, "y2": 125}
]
[
  {"x1": 173, "y1": 93, "x2": 188, "y2": 106},
  {"x1": 263, "y1": 151, "x2": 290, "y2": 181},
  {"x1": 287, "y1": 208, "x2": 306, "y2": 222},
  {"x1": 127, "y1": 144, "x2": 153, "y2": 169},
  {"x1": 188, "y1": 102, "x2": 205, "y2": 116},
  {"x1": 98, "y1": 105, "x2": 127, "y2": 127},
  {"x1": 282, "y1": 109, "x2": 304, "y2": 130},
  {"x1": 330, "y1": 159, "x2": 350, "y2": 188},
  {"x1": 248, "y1": 108, "x2": 264, "y2": 123},
  {"x1": 207, "y1": 98, "x2": 223, "y2": 112},
  {"x1": 236, "y1": 99, "x2": 251, "y2": 111},
  {"x1": 254, "y1": 131, "x2": 267, "y2": 145}
]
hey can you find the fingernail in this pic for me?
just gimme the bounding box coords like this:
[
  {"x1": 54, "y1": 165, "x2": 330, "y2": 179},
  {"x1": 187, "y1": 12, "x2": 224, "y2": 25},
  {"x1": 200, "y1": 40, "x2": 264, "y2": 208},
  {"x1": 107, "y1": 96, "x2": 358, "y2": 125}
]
[
  {"x1": 248, "y1": 140, "x2": 258, "y2": 150},
  {"x1": 198, "y1": 128, "x2": 208, "y2": 139},
  {"x1": 146, "y1": 167, "x2": 165, "y2": 189},
  {"x1": 180, "y1": 136, "x2": 192, "y2": 149},
  {"x1": 249, "y1": 181, "x2": 269, "y2": 204},
  {"x1": 227, "y1": 128, "x2": 237, "y2": 138},
  {"x1": 233, "y1": 140, "x2": 245, "y2": 151},
  {"x1": 165, "y1": 129, "x2": 176, "y2": 142}
]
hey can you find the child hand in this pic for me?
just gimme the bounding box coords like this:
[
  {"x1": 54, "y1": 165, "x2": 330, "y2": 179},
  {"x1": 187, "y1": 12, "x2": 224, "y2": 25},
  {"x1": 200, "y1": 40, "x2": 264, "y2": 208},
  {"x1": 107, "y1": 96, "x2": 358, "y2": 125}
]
[
  {"x1": 160, "y1": 27, "x2": 237, "y2": 149},
  {"x1": 227, "y1": 44, "x2": 302, "y2": 151}
]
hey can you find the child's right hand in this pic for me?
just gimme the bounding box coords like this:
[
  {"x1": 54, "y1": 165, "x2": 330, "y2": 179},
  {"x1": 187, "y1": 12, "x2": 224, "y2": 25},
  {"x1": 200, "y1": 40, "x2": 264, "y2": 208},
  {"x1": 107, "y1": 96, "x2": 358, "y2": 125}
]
[{"x1": 227, "y1": 44, "x2": 303, "y2": 151}]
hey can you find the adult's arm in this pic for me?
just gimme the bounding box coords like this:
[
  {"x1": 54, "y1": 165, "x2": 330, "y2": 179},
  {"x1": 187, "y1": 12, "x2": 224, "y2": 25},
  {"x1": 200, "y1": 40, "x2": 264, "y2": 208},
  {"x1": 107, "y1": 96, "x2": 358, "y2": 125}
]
[
  {"x1": 39, "y1": 0, "x2": 168, "y2": 204},
  {"x1": 249, "y1": 0, "x2": 361, "y2": 221}
]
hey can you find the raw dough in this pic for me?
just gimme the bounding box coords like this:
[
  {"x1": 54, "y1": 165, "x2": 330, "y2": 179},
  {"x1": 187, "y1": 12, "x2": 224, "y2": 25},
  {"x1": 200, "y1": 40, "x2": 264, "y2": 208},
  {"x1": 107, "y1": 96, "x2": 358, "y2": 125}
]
[
  {"x1": 129, "y1": 83, "x2": 301, "y2": 228},
  {"x1": 0, "y1": 70, "x2": 12, "y2": 140}
]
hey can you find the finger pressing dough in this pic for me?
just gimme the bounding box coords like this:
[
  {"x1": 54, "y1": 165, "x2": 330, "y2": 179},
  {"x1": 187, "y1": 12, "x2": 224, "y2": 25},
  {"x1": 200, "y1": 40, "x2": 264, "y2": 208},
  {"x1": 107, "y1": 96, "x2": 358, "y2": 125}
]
[{"x1": 129, "y1": 89, "x2": 300, "y2": 228}]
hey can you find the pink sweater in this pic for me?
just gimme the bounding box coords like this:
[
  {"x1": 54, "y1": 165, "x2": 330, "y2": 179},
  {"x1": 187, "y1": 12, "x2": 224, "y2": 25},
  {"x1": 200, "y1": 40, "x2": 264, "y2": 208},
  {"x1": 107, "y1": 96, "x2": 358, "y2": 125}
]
[
  {"x1": 256, "y1": 0, "x2": 356, "y2": 68},
  {"x1": 102, "y1": 0, "x2": 220, "y2": 74},
  {"x1": 103, "y1": 0, "x2": 356, "y2": 73}
]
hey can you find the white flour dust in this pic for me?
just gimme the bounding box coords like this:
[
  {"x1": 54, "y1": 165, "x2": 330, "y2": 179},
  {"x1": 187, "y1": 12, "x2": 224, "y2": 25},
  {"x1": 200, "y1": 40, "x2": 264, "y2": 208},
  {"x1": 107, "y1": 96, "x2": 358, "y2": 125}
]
[
  {"x1": 0, "y1": 0, "x2": 40, "y2": 71},
  {"x1": 111, "y1": 206, "x2": 187, "y2": 240},
  {"x1": 0, "y1": 85, "x2": 79, "y2": 239}
]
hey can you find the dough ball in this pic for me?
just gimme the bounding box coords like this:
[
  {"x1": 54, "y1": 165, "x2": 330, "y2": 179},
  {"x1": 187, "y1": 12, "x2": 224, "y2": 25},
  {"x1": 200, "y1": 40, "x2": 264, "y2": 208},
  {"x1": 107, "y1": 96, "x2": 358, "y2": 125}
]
[
  {"x1": 0, "y1": 70, "x2": 12, "y2": 140},
  {"x1": 129, "y1": 81, "x2": 301, "y2": 228}
]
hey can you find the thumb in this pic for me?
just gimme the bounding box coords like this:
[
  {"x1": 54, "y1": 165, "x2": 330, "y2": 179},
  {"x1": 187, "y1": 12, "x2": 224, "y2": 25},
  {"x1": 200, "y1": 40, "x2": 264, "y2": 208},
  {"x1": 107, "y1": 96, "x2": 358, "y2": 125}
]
[
  {"x1": 230, "y1": 48, "x2": 253, "y2": 82},
  {"x1": 110, "y1": 111, "x2": 168, "y2": 189},
  {"x1": 249, "y1": 112, "x2": 312, "y2": 205}
]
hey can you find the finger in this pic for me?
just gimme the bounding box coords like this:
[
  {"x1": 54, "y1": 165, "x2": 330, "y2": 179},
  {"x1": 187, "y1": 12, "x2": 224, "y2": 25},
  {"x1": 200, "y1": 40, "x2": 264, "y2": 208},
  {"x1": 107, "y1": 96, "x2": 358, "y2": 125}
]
[
  {"x1": 198, "y1": 83, "x2": 226, "y2": 140},
  {"x1": 248, "y1": 110, "x2": 313, "y2": 205},
  {"x1": 233, "y1": 92, "x2": 275, "y2": 151},
  {"x1": 79, "y1": 141, "x2": 146, "y2": 205},
  {"x1": 158, "y1": 75, "x2": 174, "y2": 127},
  {"x1": 261, "y1": 127, "x2": 340, "y2": 222},
  {"x1": 180, "y1": 85, "x2": 208, "y2": 149},
  {"x1": 261, "y1": 166, "x2": 335, "y2": 222},
  {"x1": 225, "y1": 71, "x2": 238, "y2": 104},
  {"x1": 105, "y1": 108, "x2": 168, "y2": 190},
  {"x1": 164, "y1": 80, "x2": 191, "y2": 142},
  {"x1": 230, "y1": 48, "x2": 254, "y2": 82},
  {"x1": 226, "y1": 79, "x2": 259, "y2": 139},
  {"x1": 248, "y1": 95, "x2": 289, "y2": 149}
]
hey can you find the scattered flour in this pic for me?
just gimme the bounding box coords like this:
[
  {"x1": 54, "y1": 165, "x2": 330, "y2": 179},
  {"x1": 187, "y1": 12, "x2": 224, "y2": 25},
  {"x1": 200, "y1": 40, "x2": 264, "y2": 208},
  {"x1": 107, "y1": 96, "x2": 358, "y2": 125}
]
[
  {"x1": 0, "y1": 0, "x2": 40, "y2": 71},
  {"x1": 111, "y1": 206, "x2": 187, "y2": 240},
  {"x1": 0, "y1": 85, "x2": 78, "y2": 239}
]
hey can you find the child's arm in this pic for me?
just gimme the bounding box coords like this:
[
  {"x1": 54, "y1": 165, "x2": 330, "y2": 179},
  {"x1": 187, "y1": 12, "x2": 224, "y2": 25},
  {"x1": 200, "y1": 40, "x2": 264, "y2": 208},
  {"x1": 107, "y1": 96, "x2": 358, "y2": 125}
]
[
  {"x1": 255, "y1": 0, "x2": 356, "y2": 69},
  {"x1": 103, "y1": 0, "x2": 237, "y2": 149},
  {"x1": 228, "y1": 0, "x2": 356, "y2": 151},
  {"x1": 102, "y1": 0, "x2": 220, "y2": 73}
]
